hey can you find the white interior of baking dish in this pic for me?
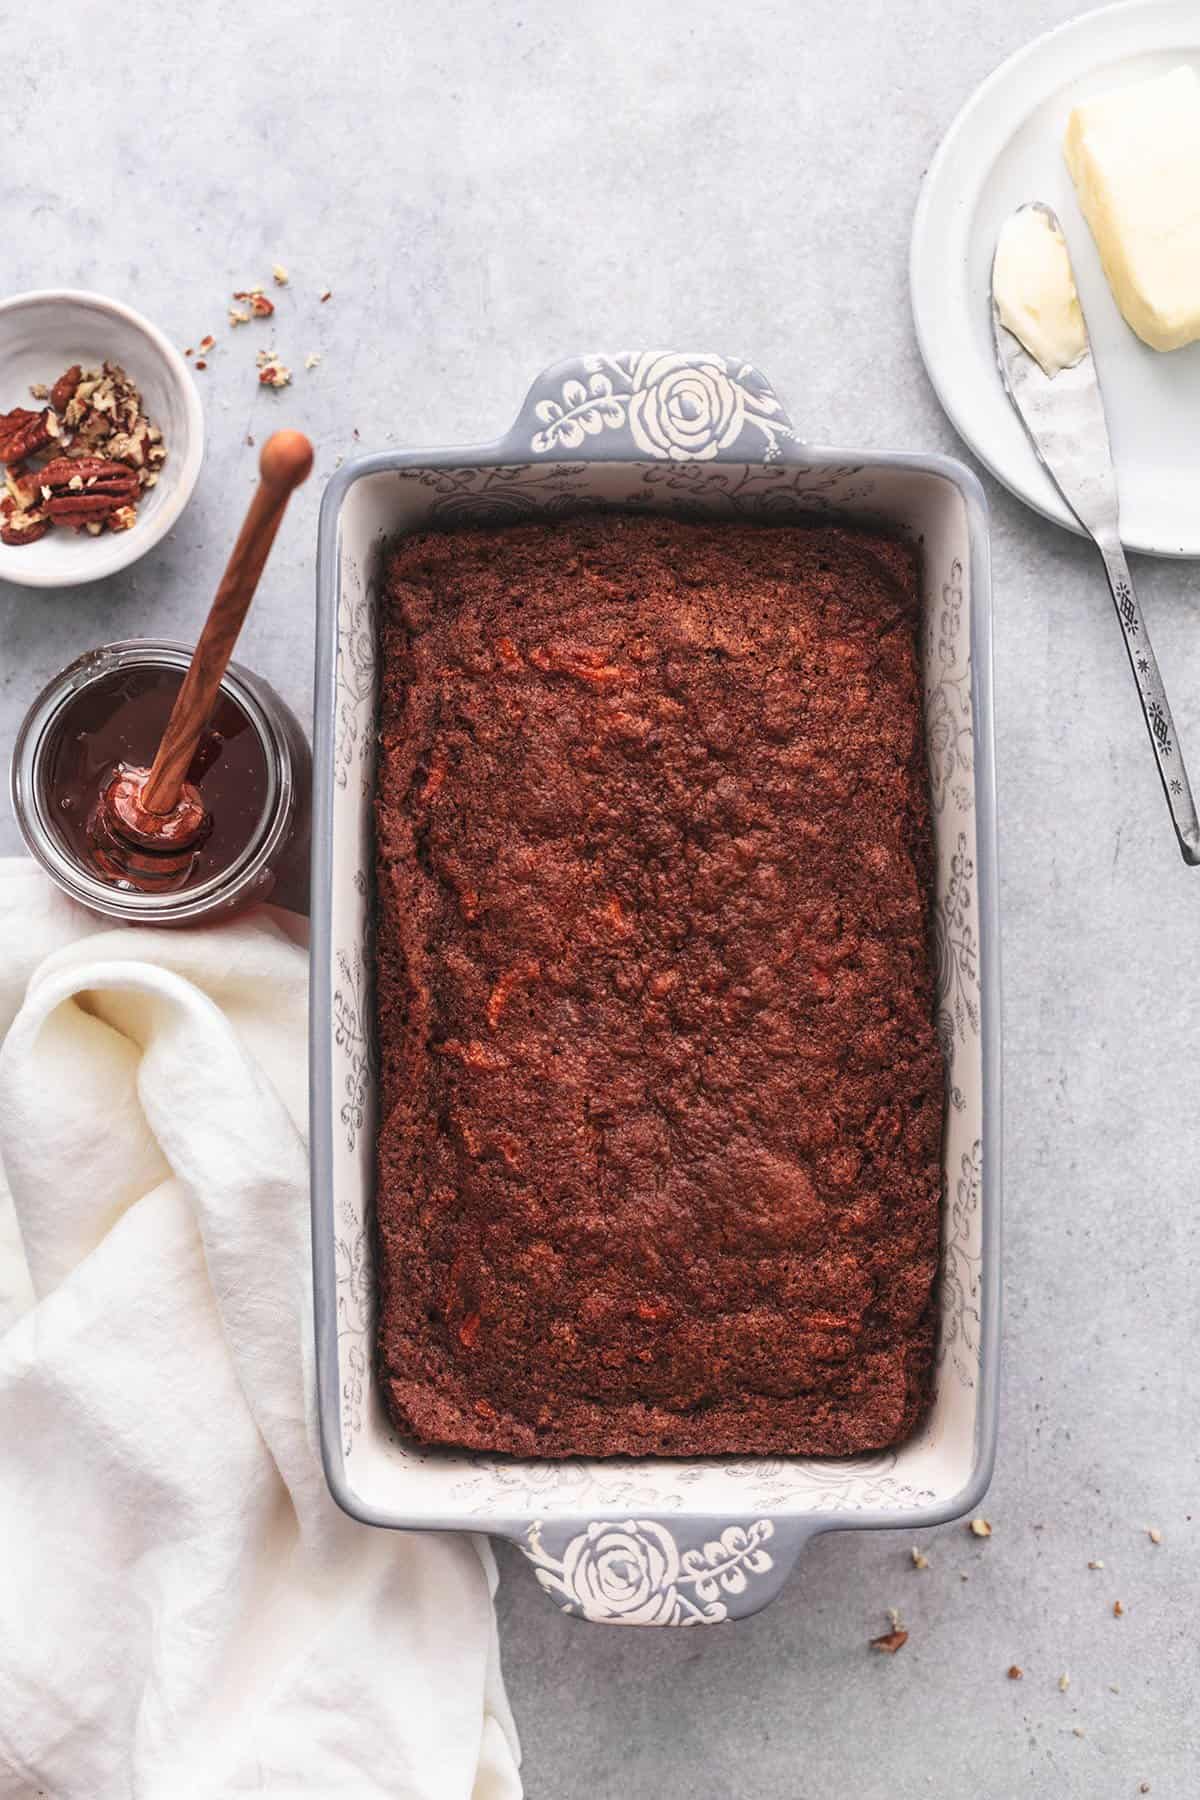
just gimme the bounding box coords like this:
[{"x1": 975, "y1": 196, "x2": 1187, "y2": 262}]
[{"x1": 321, "y1": 455, "x2": 986, "y2": 1527}]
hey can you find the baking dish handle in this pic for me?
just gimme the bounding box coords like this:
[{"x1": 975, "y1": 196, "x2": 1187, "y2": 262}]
[
  {"x1": 502, "y1": 351, "x2": 800, "y2": 465},
  {"x1": 515, "y1": 1514, "x2": 819, "y2": 1626}
]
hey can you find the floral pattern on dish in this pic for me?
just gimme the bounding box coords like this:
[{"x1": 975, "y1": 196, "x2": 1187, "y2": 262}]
[
  {"x1": 334, "y1": 551, "x2": 377, "y2": 798},
  {"x1": 522, "y1": 1518, "x2": 775, "y2": 1626},
  {"x1": 531, "y1": 353, "x2": 795, "y2": 463},
  {"x1": 926, "y1": 558, "x2": 974, "y2": 817},
  {"x1": 938, "y1": 1138, "x2": 983, "y2": 1388}
]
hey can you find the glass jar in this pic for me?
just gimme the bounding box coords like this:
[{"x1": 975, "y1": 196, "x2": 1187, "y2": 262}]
[{"x1": 10, "y1": 639, "x2": 311, "y2": 925}]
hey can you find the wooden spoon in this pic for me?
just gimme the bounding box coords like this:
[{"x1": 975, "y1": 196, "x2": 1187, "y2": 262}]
[{"x1": 89, "y1": 430, "x2": 313, "y2": 878}]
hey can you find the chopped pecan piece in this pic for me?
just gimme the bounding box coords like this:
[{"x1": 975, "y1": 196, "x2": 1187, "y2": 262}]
[
  {"x1": 105, "y1": 419, "x2": 155, "y2": 470},
  {"x1": 0, "y1": 407, "x2": 54, "y2": 464},
  {"x1": 39, "y1": 456, "x2": 139, "y2": 525},
  {"x1": 5, "y1": 463, "x2": 42, "y2": 510},
  {"x1": 0, "y1": 495, "x2": 49, "y2": 545},
  {"x1": 63, "y1": 385, "x2": 95, "y2": 430},
  {"x1": 435, "y1": 1037, "x2": 507, "y2": 1071},
  {"x1": 599, "y1": 895, "x2": 632, "y2": 934},
  {"x1": 485, "y1": 959, "x2": 540, "y2": 1031},
  {"x1": 1, "y1": 518, "x2": 49, "y2": 546},
  {"x1": 458, "y1": 1311, "x2": 481, "y2": 1349},
  {"x1": 255, "y1": 347, "x2": 292, "y2": 388},
  {"x1": 635, "y1": 1299, "x2": 670, "y2": 1322},
  {"x1": 527, "y1": 644, "x2": 636, "y2": 686}
]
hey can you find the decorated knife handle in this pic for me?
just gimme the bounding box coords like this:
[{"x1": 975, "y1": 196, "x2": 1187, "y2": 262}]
[{"x1": 1098, "y1": 535, "x2": 1200, "y2": 865}]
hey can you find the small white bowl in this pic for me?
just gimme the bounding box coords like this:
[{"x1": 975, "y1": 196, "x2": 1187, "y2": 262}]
[{"x1": 0, "y1": 289, "x2": 204, "y2": 589}]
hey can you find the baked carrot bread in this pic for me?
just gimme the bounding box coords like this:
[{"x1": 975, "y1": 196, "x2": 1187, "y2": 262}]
[{"x1": 374, "y1": 514, "x2": 943, "y2": 1457}]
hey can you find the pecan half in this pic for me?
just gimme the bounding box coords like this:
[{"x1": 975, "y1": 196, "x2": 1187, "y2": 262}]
[
  {"x1": 50, "y1": 364, "x2": 82, "y2": 412},
  {"x1": 0, "y1": 407, "x2": 54, "y2": 464},
  {"x1": 39, "y1": 456, "x2": 139, "y2": 524}
]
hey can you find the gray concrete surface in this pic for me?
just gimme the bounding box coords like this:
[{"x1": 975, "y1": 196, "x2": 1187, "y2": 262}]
[{"x1": 5, "y1": 3, "x2": 1197, "y2": 1795}]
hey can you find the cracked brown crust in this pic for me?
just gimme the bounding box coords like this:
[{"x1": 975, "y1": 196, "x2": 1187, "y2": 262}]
[{"x1": 374, "y1": 514, "x2": 943, "y2": 1458}]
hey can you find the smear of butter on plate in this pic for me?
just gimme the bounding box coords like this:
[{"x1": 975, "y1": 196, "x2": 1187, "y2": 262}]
[{"x1": 993, "y1": 206, "x2": 1087, "y2": 377}]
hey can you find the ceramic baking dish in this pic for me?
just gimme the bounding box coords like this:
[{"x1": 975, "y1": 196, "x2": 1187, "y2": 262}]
[{"x1": 310, "y1": 351, "x2": 1001, "y2": 1626}]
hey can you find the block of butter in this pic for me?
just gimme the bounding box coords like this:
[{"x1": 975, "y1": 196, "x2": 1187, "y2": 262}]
[{"x1": 1064, "y1": 64, "x2": 1200, "y2": 352}]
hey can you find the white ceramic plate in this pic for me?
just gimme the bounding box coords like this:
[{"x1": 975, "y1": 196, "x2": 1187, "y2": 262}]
[
  {"x1": 0, "y1": 290, "x2": 204, "y2": 588},
  {"x1": 911, "y1": 0, "x2": 1200, "y2": 557}
]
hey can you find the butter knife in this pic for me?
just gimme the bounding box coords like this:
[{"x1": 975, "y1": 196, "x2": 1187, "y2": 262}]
[{"x1": 992, "y1": 202, "x2": 1200, "y2": 866}]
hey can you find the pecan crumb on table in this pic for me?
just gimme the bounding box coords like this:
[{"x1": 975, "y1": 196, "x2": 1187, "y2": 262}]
[{"x1": 256, "y1": 348, "x2": 292, "y2": 388}]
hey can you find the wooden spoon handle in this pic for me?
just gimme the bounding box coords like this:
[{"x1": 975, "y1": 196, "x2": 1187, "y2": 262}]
[{"x1": 141, "y1": 431, "x2": 314, "y2": 816}]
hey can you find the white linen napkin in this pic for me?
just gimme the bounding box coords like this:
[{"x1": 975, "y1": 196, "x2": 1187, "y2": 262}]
[{"x1": 0, "y1": 860, "x2": 520, "y2": 1800}]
